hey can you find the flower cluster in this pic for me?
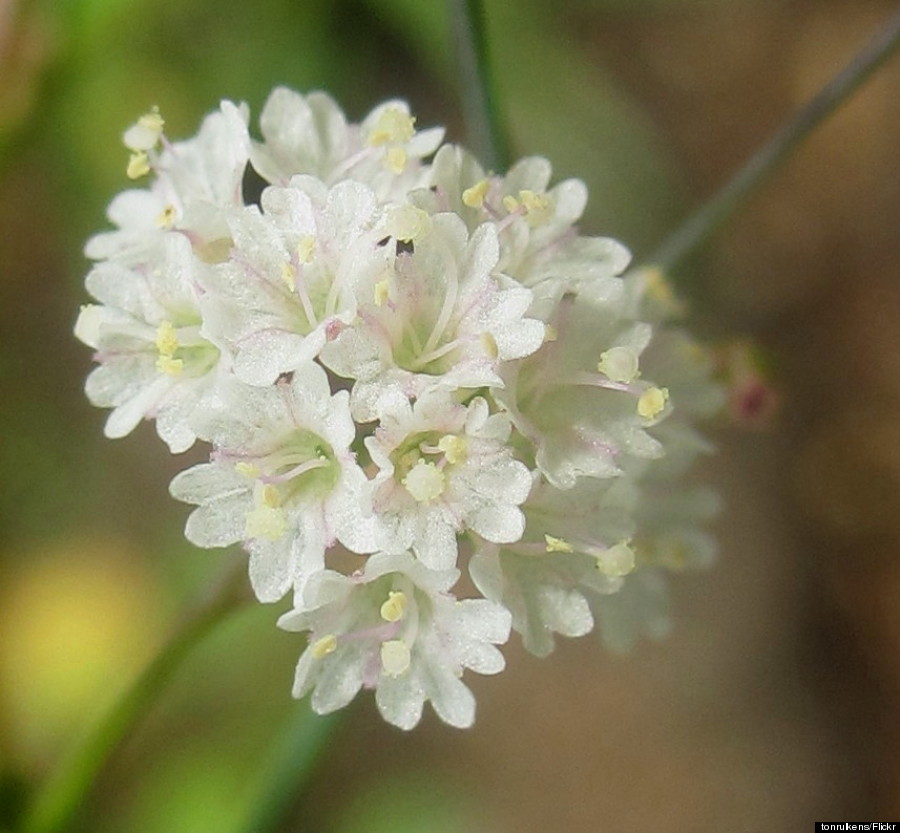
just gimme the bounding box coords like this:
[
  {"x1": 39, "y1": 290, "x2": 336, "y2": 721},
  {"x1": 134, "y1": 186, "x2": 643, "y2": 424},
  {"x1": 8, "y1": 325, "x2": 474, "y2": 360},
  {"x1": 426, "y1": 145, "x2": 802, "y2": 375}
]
[{"x1": 76, "y1": 89, "x2": 723, "y2": 729}]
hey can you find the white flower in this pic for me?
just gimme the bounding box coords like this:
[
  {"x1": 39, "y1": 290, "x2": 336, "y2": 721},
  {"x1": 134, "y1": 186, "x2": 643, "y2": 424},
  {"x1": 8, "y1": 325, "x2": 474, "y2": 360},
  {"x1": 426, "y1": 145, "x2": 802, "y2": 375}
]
[
  {"x1": 469, "y1": 476, "x2": 636, "y2": 656},
  {"x1": 278, "y1": 551, "x2": 511, "y2": 730},
  {"x1": 365, "y1": 391, "x2": 533, "y2": 570},
  {"x1": 87, "y1": 101, "x2": 251, "y2": 265},
  {"x1": 75, "y1": 233, "x2": 223, "y2": 452},
  {"x1": 251, "y1": 88, "x2": 444, "y2": 201},
  {"x1": 77, "y1": 87, "x2": 725, "y2": 730},
  {"x1": 497, "y1": 277, "x2": 668, "y2": 488},
  {"x1": 320, "y1": 213, "x2": 545, "y2": 421},
  {"x1": 413, "y1": 144, "x2": 630, "y2": 288},
  {"x1": 169, "y1": 364, "x2": 377, "y2": 602},
  {"x1": 198, "y1": 176, "x2": 387, "y2": 386}
]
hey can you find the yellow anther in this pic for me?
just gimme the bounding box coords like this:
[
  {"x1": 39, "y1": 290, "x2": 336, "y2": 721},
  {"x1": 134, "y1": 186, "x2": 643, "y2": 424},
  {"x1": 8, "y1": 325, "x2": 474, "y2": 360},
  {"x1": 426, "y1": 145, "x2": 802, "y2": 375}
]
[
  {"x1": 155, "y1": 355, "x2": 183, "y2": 376},
  {"x1": 297, "y1": 235, "x2": 316, "y2": 263},
  {"x1": 502, "y1": 195, "x2": 520, "y2": 214},
  {"x1": 281, "y1": 262, "x2": 296, "y2": 291},
  {"x1": 385, "y1": 146, "x2": 408, "y2": 175},
  {"x1": 543, "y1": 325, "x2": 558, "y2": 343},
  {"x1": 544, "y1": 534, "x2": 574, "y2": 553},
  {"x1": 595, "y1": 541, "x2": 636, "y2": 577},
  {"x1": 437, "y1": 435, "x2": 466, "y2": 465},
  {"x1": 518, "y1": 189, "x2": 554, "y2": 226},
  {"x1": 235, "y1": 461, "x2": 260, "y2": 478},
  {"x1": 311, "y1": 634, "x2": 338, "y2": 659},
  {"x1": 155, "y1": 320, "x2": 179, "y2": 357},
  {"x1": 126, "y1": 151, "x2": 150, "y2": 179},
  {"x1": 462, "y1": 180, "x2": 490, "y2": 208},
  {"x1": 260, "y1": 483, "x2": 282, "y2": 509},
  {"x1": 402, "y1": 460, "x2": 445, "y2": 503},
  {"x1": 138, "y1": 106, "x2": 165, "y2": 133},
  {"x1": 244, "y1": 505, "x2": 287, "y2": 540},
  {"x1": 388, "y1": 205, "x2": 432, "y2": 242},
  {"x1": 380, "y1": 639, "x2": 411, "y2": 677},
  {"x1": 637, "y1": 386, "x2": 669, "y2": 420},
  {"x1": 124, "y1": 107, "x2": 165, "y2": 151},
  {"x1": 155, "y1": 204, "x2": 177, "y2": 229},
  {"x1": 380, "y1": 591, "x2": 408, "y2": 623},
  {"x1": 374, "y1": 278, "x2": 391, "y2": 307},
  {"x1": 598, "y1": 346, "x2": 640, "y2": 383},
  {"x1": 481, "y1": 332, "x2": 499, "y2": 359},
  {"x1": 368, "y1": 107, "x2": 416, "y2": 146}
]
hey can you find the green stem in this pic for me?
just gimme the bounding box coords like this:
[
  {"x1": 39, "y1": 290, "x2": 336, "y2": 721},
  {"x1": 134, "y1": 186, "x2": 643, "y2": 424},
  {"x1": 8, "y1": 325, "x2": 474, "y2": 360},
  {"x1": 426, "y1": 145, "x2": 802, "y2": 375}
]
[
  {"x1": 642, "y1": 7, "x2": 900, "y2": 275},
  {"x1": 449, "y1": 0, "x2": 510, "y2": 172},
  {"x1": 20, "y1": 559, "x2": 249, "y2": 833},
  {"x1": 232, "y1": 704, "x2": 342, "y2": 833}
]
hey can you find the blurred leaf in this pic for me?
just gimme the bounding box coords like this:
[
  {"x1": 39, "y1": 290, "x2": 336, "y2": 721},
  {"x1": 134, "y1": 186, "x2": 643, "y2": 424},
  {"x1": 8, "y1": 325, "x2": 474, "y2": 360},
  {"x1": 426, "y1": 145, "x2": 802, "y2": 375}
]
[
  {"x1": 359, "y1": 0, "x2": 684, "y2": 253},
  {"x1": 356, "y1": 0, "x2": 454, "y2": 82},
  {"x1": 485, "y1": 0, "x2": 684, "y2": 252},
  {"x1": 335, "y1": 774, "x2": 473, "y2": 833}
]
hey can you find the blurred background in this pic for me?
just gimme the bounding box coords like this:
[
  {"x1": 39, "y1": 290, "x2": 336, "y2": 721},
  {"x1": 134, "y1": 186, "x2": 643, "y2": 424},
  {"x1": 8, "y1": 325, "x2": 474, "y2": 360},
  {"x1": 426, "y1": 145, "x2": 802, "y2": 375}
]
[{"x1": 2, "y1": 0, "x2": 900, "y2": 829}]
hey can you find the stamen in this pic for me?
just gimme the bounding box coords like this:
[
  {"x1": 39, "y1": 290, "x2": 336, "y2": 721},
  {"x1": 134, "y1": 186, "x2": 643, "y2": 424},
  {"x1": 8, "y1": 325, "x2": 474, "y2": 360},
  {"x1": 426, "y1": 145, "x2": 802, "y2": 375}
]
[
  {"x1": 402, "y1": 460, "x2": 445, "y2": 502},
  {"x1": 462, "y1": 179, "x2": 490, "y2": 208},
  {"x1": 281, "y1": 262, "x2": 296, "y2": 291},
  {"x1": 374, "y1": 278, "x2": 391, "y2": 306},
  {"x1": 595, "y1": 541, "x2": 636, "y2": 577},
  {"x1": 235, "y1": 461, "x2": 260, "y2": 478},
  {"x1": 260, "y1": 455, "x2": 329, "y2": 485},
  {"x1": 637, "y1": 387, "x2": 669, "y2": 420},
  {"x1": 367, "y1": 107, "x2": 416, "y2": 146},
  {"x1": 311, "y1": 634, "x2": 338, "y2": 659},
  {"x1": 387, "y1": 205, "x2": 432, "y2": 242},
  {"x1": 297, "y1": 235, "x2": 316, "y2": 263},
  {"x1": 598, "y1": 346, "x2": 640, "y2": 383},
  {"x1": 518, "y1": 189, "x2": 554, "y2": 226},
  {"x1": 437, "y1": 434, "x2": 466, "y2": 465},
  {"x1": 155, "y1": 321, "x2": 179, "y2": 356},
  {"x1": 155, "y1": 204, "x2": 177, "y2": 229},
  {"x1": 244, "y1": 504, "x2": 287, "y2": 540},
  {"x1": 380, "y1": 591, "x2": 408, "y2": 623},
  {"x1": 544, "y1": 534, "x2": 574, "y2": 553},
  {"x1": 385, "y1": 146, "x2": 408, "y2": 174},
  {"x1": 155, "y1": 355, "x2": 183, "y2": 376},
  {"x1": 126, "y1": 151, "x2": 150, "y2": 179},
  {"x1": 380, "y1": 639, "x2": 411, "y2": 677}
]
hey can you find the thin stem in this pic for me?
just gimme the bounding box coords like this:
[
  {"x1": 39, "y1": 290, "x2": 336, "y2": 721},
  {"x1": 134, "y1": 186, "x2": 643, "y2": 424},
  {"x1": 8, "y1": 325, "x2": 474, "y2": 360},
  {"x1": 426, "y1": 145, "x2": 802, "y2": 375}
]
[
  {"x1": 231, "y1": 704, "x2": 342, "y2": 833},
  {"x1": 449, "y1": 0, "x2": 510, "y2": 172},
  {"x1": 20, "y1": 558, "x2": 250, "y2": 833},
  {"x1": 642, "y1": 7, "x2": 900, "y2": 275}
]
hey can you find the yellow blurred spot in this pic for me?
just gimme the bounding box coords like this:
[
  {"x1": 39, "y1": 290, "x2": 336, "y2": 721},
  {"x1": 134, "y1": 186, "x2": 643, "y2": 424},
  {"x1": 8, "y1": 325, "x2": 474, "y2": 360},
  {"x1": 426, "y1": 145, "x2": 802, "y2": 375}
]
[
  {"x1": 155, "y1": 204, "x2": 177, "y2": 229},
  {"x1": 297, "y1": 235, "x2": 316, "y2": 263},
  {"x1": 0, "y1": 537, "x2": 164, "y2": 764},
  {"x1": 374, "y1": 278, "x2": 391, "y2": 306},
  {"x1": 385, "y1": 146, "x2": 407, "y2": 175}
]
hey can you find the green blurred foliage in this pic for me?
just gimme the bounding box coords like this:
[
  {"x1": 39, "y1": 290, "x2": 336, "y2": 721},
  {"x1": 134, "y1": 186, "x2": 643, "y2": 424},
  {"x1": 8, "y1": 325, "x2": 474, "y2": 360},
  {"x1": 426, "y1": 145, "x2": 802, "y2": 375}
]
[{"x1": 0, "y1": 0, "x2": 696, "y2": 830}]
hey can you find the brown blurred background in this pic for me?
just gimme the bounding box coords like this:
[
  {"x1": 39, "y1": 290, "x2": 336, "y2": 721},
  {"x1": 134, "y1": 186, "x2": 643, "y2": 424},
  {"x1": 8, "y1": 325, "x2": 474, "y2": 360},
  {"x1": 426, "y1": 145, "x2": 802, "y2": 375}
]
[{"x1": 2, "y1": 0, "x2": 899, "y2": 830}]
